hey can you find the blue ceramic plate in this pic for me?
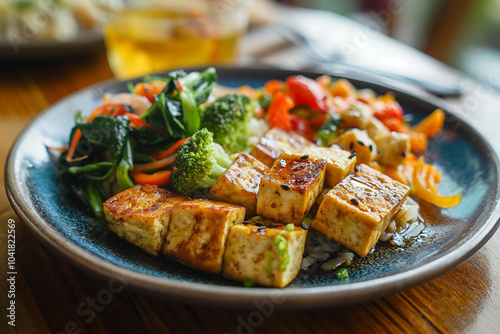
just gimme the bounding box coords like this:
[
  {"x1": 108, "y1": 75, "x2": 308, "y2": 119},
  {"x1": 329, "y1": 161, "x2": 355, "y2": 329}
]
[{"x1": 6, "y1": 67, "x2": 500, "y2": 308}]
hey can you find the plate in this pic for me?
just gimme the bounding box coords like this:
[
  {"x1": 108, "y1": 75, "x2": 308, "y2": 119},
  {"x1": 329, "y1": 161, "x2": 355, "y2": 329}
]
[
  {"x1": 0, "y1": 29, "x2": 102, "y2": 60},
  {"x1": 5, "y1": 67, "x2": 500, "y2": 308}
]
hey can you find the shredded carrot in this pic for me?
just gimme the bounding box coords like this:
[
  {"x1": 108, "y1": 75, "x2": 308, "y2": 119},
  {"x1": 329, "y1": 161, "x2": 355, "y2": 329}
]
[
  {"x1": 176, "y1": 78, "x2": 184, "y2": 92},
  {"x1": 156, "y1": 137, "x2": 190, "y2": 160},
  {"x1": 45, "y1": 145, "x2": 67, "y2": 153},
  {"x1": 131, "y1": 170, "x2": 171, "y2": 186},
  {"x1": 133, "y1": 155, "x2": 176, "y2": 172},
  {"x1": 65, "y1": 129, "x2": 82, "y2": 162}
]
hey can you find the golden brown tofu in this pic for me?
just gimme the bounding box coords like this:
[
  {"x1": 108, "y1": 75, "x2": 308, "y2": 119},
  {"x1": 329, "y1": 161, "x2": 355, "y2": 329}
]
[
  {"x1": 210, "y1": 153, "x2": 269, "y2": 218},
  {"x1": 311, "y1": 164, "x2": 410, "y2": 257},
  {"x1": 250, "y1": 128, "x2": 313, "y2": 167},
  {"x1": 103, "y1": 184, "x2": 188, "y2": 256},
  {"x1": 163, "y1": 199, "x2": 245, "y2": 274},
  {"x1": 256, "y1": 153, "x2": 326, "y2": 225},
  {"x1": 335, "y1": 129, "x2": 378, "y2": 165},
  {"x1": 298, "y1": 145, "x2": 356, "y2": 188},
  {"x1": 222, "y1": 221, "x2": 307, "y2": 288}
]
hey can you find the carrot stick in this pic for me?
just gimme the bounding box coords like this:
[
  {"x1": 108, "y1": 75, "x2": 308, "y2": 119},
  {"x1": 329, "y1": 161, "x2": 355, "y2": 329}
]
[
  {"x1": 133, "y1": 155, "x2": 176, "y2": 172},
  {"x1": 156, "y1": 137, "x2": 190, "y2": 160}
]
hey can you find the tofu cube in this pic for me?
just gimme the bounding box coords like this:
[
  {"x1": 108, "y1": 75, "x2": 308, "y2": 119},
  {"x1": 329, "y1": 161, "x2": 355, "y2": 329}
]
[
  {"x1": 256, "y1": 153, "x2": 326, "y2": 225},
  {"x1": 210, "y1": 153, "x2": 270, "y2": 218},
  {"x1": 103, "y1": 184, "x2": 188, "y2": 256},
  {"x1": 335, "y1": 128, "x2": 378, "y2": 165},
  {"x1": 163, "y1": 199, "x2": 245, "y2": 274},
  {"x1": 311, "y1": 164, "x2": 410, "y2": 257},
  {"x1": 340, "y1": 101, "x2": 374, "y2": 129},
  {"x1": 222, "y1": 221, "x2": 307, "y2": 288},
  {"x1": 298, "y1": 145, "x2": 356, "y2": 188},
  {"x1": 375, "y1": 132, "x2": 411, "y2": 167},
  {"x1": 250, "y1": 128, "x2": 313, "y2": 167}
]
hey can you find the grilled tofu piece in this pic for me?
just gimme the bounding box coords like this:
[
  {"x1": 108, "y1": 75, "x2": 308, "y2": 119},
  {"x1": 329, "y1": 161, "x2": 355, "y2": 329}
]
[
  {"x1": 256, "y1": 153, "x2": 326, "y2": 225},
  {"x1": 340, "y1": 101, "x2": 374, "y2": 129},
  {"x1": 103, "y1": 184, "x2": 188, "y2": 256},
  {"x1": 222, "y1": 220, "x2": 307, "y2": 288},
  {"x1": 311, "y1": 164, "x2": 410, "y2": 257},
  {"x1": 163, "y1": 199, "x2": 245, "y2": 274},
  {"x1": 298, "y1": 145, "x2": 356, "y2": 188},
  {"x1": 250, "y1": 128, "x2": 313, "y2": 167},
  {"x1": 335, "y1": 129, "x2": 378, "y2": 165},
  {"x1": 210, "y1": 153, "x2": 269, "y2": 218}
]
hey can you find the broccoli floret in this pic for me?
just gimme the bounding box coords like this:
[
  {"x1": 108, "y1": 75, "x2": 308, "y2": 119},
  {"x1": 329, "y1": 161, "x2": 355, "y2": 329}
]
[
  {"x1": 201, "y1": 94, "x2": 255, "y2": 153},
  {"x1": 169, "y1": 128, "x2": 233, "y2": 196}
]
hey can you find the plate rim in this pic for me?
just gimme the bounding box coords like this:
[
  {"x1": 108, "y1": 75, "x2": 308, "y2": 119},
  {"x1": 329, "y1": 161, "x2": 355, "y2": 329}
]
[{"x1": 5, "y1": 66, "x2": 500, "y2": 308}]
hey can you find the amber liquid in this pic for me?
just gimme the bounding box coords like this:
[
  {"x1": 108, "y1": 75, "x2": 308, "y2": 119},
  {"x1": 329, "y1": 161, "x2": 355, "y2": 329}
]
[{"x1": 104, "y1": 10, "x2": 243, "y2": 79}]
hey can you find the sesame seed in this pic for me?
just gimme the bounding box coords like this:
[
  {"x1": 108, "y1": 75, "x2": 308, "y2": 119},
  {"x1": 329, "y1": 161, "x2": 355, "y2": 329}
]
[
  {"x1": 257, "y1": 226, "x2": 266, "y2": 231},
  {"x1": 349, "y1": 142, "x2": 354, "y2": 150},
  {"x1": 350, "y1": 198, "x2": 360, "y2": 205},
  {"x1": 301, "y1": 223, "x2": 309, "y2": 230},
  {"x1": 281, "y1": 184, "x2": 290, "y2": 190},
  {"x1": 242, "y1": 221, "x2": 249, "y2": 225},
  {"x1": 268, "y1": 223, "x2": 276, "y2": 228},
  {"x1": 348, "y1": 151, "x2": 356, "y2": 159},
  {"x1": 357, "y1": 140, "x2": 365, "y2": 147},
  {"x1": 300, "y1": 154, "x2": 309, "y2": 159},
  {"x1": 369, "y1": 144, "x2": 373, "y2": 152},
  {"x1": 377, "y1": 148, "x2": 381, "y2": 154},
  {"x1": 402, "y1": 151, "x2": 408, "y2": 157},
  {"x1": 355, "y1": 165, "x2": 360, "y2": 172},
  {"x1": 254, "y1": 222, "x2": 263, "y2": 227}
]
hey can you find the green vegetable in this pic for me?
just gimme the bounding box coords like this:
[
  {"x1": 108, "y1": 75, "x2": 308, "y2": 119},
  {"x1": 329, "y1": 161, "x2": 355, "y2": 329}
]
[
  {"x1": 141, "y1": 68, "x2": 217, "y2": 138},
  {"x1": 315, "y1": 112, "x2": 341, "y2": 146},
  {"x1": 335, "y1": 267, "x2": 349, "y2": 279},
  {"x1": 169, "y1": 128, "x2": 233, "y2": 196},
  {"x1": 274, "y1": 234, "x2": 290, "y2": 271},
  {"x1": 243, "y1": 279, "x2": 256, "y2": 287},
  {"x1": 258, "y1": 94, "x2": 272, "y2": 109},
  {"x1": 116, "y1": 140, "x2": 135, "y2": 190},
  {"x1": 265, "y1": 252, "x2": 273, "y2": 273},
  {"x1": 80, "y1": 181, "x2": 104, "y2": 218},
  {"x1": 179, "y1": 90, "x2": 199, "y2": 136},
  {"x1": 201, "y1": 94, "x2": 255, "y2": 154},
  {"x1": 285, "y1": 223, "x2": 294, "y2": 232}
]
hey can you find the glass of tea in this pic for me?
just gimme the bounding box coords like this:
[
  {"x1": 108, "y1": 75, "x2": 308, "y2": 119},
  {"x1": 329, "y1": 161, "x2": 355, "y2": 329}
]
[{"x1": 95, "y1": 0, "x2": 253, "y2": 79}]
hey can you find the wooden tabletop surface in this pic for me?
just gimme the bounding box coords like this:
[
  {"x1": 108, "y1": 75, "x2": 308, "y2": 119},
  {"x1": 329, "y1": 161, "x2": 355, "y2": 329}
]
[{"x1": 2, "y1": 20, "x2": 500, "y2": 334}]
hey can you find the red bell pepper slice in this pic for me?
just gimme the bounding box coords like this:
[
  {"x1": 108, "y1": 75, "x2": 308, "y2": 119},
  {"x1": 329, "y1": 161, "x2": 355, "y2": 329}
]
[
  {"x1": 268, "y1": 92, "x2": 294, "y2": 131},
  {"x1": 286, "y1": 75, "x2": 328, "y2": 112}
]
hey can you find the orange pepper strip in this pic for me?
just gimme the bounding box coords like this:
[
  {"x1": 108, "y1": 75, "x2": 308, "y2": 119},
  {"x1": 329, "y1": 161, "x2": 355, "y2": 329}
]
[
  {"x1": 156, "y1": 137, "x2": 190, "y2": 160},
  {"x1": 264, "y1": 80, "x2": 285, "y2": 95},
  {"x1": 131, "y1": 170, "x2": 171, "y2": 186},
  {"x1": 133, "y1": 155, "x2": 176, "y2": 172},
  {"x1": 134, "y1": 81, "x2": 166, "y2": 102},
  {"x1": 413, "y1": 157, "x2": 461, "y2": 208},
  {"x1": 412, "y1": 108, "x2": 445, "y2": 139}
]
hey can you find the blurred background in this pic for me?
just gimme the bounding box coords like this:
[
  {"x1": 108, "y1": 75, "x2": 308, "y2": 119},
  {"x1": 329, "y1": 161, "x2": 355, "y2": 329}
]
[
  {"x1": 1, "y1": 0, "x2": 499, "y2": 90},
  {"x1": 276, "y1": 0, "x2": 500, "y2": 90}
]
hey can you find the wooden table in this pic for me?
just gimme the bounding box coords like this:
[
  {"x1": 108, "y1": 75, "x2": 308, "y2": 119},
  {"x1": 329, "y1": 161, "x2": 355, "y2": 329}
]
[{"x1": 2, "y1": 23, "x2": 500, "y2": 334}]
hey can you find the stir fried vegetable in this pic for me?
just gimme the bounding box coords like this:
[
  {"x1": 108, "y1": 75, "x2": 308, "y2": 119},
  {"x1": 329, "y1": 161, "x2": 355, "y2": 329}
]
[{"x1": 57, "y1": 68, "x2": 461, "y2": 218}]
